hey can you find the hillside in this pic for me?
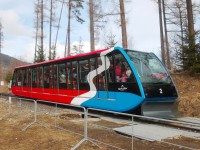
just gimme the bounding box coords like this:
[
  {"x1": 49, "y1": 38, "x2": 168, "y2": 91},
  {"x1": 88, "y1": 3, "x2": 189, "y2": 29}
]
[
  {"x1": 0, "y1": 53, "x2": 28, "y2": 68},
  {"x1": 172, "y1": 74, "x2": 200, "y2": 118}
]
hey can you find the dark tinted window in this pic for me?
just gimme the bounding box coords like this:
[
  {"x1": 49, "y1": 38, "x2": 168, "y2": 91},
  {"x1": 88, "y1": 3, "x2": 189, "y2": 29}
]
[{"x1": 59, "y1": 63, "x2": 67, "y2": 89}]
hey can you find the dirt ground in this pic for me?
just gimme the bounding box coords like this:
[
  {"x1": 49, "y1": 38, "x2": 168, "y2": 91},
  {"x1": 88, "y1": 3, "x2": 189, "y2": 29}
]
[
  {"x1": 0, "y1": 73, "x2": 200, "y2": 150},
  {"x1": 0, "y1": 99, "x2": 200, "y2": 150}
]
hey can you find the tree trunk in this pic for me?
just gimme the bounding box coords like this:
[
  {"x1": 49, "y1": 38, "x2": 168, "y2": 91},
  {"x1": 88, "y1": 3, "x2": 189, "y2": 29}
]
[
  {"x1": 119, "y1": 0, "x2": 128, "y2": 48},
  {"x1": 0, "y1": 21, "x2": 2, "y2": 81},
  {"x1": 34, "y1": 0, "x2": 39, "y2": 63},
  {"x1": 41, "y1": 0, "x2": 44, "y2": 56},
  {"x1": 55, "y1": 0, "x2": 64, "y2": 51},
  {"x1": 162, "y1": 0, "x2": 171, "y2": 69},
  {"x1": 49, "y1": 0, "x2": 53, "y2": 60},
  {"x1": 186, "y1": 0, "x2": 195, "y2": 46},
  {"x1": 158, "y1": 0, "x2": 166, "y2": 65},
  {"x1": 89, "y1": 0, "x2": 95, "y2": 51},
  {"x1": 67, "y1": 0, "x2": 72, "y2": 56}
]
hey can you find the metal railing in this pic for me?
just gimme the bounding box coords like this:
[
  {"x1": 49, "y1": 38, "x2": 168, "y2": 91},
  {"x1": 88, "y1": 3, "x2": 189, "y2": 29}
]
[{"x1": 0, "y1": 95, "x2": 199, "y2": 150}]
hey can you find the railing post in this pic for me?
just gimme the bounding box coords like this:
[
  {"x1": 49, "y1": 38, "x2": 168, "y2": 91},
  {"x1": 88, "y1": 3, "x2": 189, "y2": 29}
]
[
  {"x1": 0, "y1": 96, "x2": 12, "y2": 120},
  {"x1": 8, "y1": 96, "x2": 11, "y2": 114},
  {"x1": 22, "y1": 100, "x2": 37, "y2": 131},
  {"x1": 132, "y1": 116, "x2": 134, "y2": 150}
]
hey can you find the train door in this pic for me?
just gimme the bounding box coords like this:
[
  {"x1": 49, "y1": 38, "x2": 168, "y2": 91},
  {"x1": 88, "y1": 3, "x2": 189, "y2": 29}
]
[
  {"x1": 36, "y1": 66, "x2": 43, "y2": 94},
  {"x1": 16, "y1": 69, "x2": 22, "y2": 95},
  {"x1": 97, "y1": 57, "x2": 108, "y2": 99},
  {"x1": 22, "y1": 69, "x2": 30, "y2": 97},
  {"x1": 89, "y1": 57, "x2": 98, "y2": 98},
  {"x1": 43, "y1": 64, "x2": 58, "y2": 100}
]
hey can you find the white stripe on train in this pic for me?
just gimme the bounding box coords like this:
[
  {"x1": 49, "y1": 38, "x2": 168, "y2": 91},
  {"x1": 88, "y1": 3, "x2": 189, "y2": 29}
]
[{"x1": 71, "y1": 47, "x2": 114, "y2": 105}]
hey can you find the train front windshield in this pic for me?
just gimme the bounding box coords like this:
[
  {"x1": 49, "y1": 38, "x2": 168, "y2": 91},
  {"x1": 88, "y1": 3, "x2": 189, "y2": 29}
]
[{"x1": 126, "y1": 50, "x2": 172, "y2": 84}]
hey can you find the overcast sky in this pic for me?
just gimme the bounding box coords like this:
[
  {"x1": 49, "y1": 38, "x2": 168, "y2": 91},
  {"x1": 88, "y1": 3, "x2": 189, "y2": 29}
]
[{"x1": 0, "y1": 0, "x2": 196, "y2": 62}]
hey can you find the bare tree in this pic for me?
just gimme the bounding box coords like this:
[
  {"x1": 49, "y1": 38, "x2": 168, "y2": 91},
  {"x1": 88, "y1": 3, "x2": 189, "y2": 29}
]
[
  {"x1": 41, "y1": 0, "x2": 44, "y2": 59},
  {"x1": 65, "y1": 0, "x2": 84, "y2": 56},
  {"x1": 34, "y1": 0, "x2": 46, "y2": 63},
  {"x1": 54, "y1": 0, "x2": 65, "y2": 52},
  {"x1": 71, "y1": 37, "x2": 84, "y2": 55},
  {"x1": 105, "y1": 31, "x2": 118, "y2": 48},
  {"x1": 48, "y1": 0, "x2": 57, "y2": 60},
  {"x1": 34, "y1": 0, "x2": 40, "y2": 63}
]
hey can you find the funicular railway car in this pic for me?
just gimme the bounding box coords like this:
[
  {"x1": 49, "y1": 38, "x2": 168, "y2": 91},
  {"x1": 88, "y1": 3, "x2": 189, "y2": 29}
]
[{"x1": 11, "y1": 47, "x2": 178, "y2": 118}]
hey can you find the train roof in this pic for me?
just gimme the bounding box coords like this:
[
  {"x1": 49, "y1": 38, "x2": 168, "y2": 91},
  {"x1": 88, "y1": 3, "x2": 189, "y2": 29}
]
[{"x1": 15, "y1": 47, "x2": 110, "y2": 69}]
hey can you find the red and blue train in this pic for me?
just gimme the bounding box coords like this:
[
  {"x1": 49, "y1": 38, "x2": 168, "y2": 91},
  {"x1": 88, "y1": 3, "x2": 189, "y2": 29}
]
[{"x1": 11, "y1": 47, "x2": 178, "y2": 118}]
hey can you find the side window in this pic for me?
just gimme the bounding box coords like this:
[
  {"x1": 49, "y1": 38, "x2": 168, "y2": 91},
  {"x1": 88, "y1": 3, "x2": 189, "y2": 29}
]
[
  {"x1": 37, "y1": 66, "x2": 43, "y2": 88},
  {"x1": 44, "y1": 66, "x2": 50, "y2": 88},
  {"x1": 12, "y1": 70, "x2": 18, "y2": 86},
  {"x1": 27, "y1": 68, "x2": 31, "y2": 87},
  {"x1": 22, "y1": 69, "x2": 27, "y2": 87},
  {"x1": 48, "y1": 64, "x2": 57, "y2": 89},
  {"x1": 79, "y1": 59, "x2": 89, "y2": 83},
  {"x1": 114, "y1": 52, "x2": 136, "y2": 83},
  {"x1": 32, "y1": 68, "x2": 37, "y2": 88},
  {"x1": 106, "y1": 55, "x2": 115, "y2": 83},
  {"x1": 59, "y1": 63, "x2": 67, "y2": 89},
  {"x1": 72, "y1": 61, "x2": 78, "y2": 89},
  {"x1": 53, "y1": 64, "x2": 58, "y2": 89},
  {"x1": 17, "y1": 70, "x2": 22, "y2": 86}
]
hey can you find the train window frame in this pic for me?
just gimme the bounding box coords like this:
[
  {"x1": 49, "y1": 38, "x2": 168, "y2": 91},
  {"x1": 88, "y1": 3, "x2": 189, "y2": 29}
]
[
  {"x1": 37, "y1": 66, "x2": 43, "y2": 88},
  {"x1": 90, "y1": 57, "x2": 97, "y2": 90},
  {"x1": 97, "y1": 56, "x2": 107, "y2": 91},
  {"x1": 66, "y1": 62, "x2": 72, "y2": 89},
  {"x1": 22, "y1": 69, "x2": 27, "y2": 87},
  {"x1": 27, "y1": 68, "x2": 31, "y2": 87},
  {"x1": 53, "y1": 64, "x2": 58, "y2": 89},
  {"x1": 71, "y1": 61, "x2": 78, "y2": 90},
  {"x1": 32, "y1": 68, "x2": 37, "y2": 88}
]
